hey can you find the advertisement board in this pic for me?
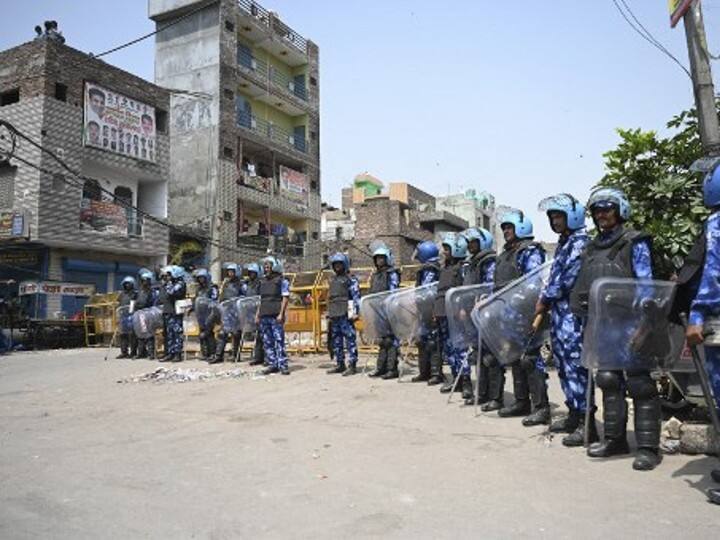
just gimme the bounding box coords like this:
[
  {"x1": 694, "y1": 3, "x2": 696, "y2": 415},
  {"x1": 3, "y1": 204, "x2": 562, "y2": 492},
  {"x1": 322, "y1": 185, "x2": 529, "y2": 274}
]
[{"x1": 279, "y1": 166, "x2": 308, "y2": 204}]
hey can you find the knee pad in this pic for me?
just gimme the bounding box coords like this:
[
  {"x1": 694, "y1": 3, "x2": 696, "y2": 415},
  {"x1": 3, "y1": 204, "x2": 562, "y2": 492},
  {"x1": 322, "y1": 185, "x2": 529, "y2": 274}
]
[
  {"x1": 595, "y1": 370, "x2": 623, "y2": 392},
  {"x1": 626, "y1": 372, "x2": 657, "y2": 400}
]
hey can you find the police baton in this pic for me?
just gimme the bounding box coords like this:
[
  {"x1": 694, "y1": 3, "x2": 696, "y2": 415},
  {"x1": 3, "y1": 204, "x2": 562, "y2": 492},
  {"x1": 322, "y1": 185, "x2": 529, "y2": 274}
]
[{"x1": 679, "y1": 314, "x2": 720, "y2": 454}]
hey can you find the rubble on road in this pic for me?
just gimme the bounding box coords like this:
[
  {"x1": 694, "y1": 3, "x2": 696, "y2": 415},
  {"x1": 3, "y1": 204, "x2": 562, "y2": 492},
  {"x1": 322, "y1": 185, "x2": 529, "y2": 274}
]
[{"x1": 117, "y1": 366, "x2": 252, "y2": 384}]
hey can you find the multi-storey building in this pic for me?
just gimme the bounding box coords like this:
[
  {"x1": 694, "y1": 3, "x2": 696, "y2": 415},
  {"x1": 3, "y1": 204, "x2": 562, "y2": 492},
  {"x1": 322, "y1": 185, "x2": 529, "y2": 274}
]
[
  {"x1": 0, "y1": 36, "x2": 170, "y2": 317},
  {"x1": 149, "y1": 0, "x2": 321, "y2": 274},
  {"x1": 436, "y1": 189, "x2": 501, "y2": 248}
]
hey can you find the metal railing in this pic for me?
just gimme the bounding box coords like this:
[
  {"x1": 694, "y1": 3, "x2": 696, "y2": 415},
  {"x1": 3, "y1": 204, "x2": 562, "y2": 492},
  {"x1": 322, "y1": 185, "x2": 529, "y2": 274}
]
[
  {"x1": 127, "y1": 213, "x2": 143, "y2": 237},
  {"x1": 236, "y1": 110, "x2": 308, "y2": 154},
  {"x1": 237, "y1": 46, "x2": 307, "y2": 101},
  {"x1": 237, "y1": 0, "x2": 308, "y2": 55}
]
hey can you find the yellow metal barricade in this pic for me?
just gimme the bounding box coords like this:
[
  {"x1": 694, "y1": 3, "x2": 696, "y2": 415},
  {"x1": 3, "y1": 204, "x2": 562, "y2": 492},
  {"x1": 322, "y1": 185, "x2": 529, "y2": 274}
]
[
  {"x1": 285, "y1": 272, "x2": 320, "y2": 354},
  {"x1": 83, "y1": 293, "x2": 119, "y2": 346}
]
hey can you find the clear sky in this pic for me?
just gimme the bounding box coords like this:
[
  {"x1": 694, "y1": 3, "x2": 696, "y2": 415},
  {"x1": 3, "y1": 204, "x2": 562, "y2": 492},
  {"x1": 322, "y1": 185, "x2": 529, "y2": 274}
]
[{"x1": 2, "y1": 0, "x2": 719, "y2": 240}]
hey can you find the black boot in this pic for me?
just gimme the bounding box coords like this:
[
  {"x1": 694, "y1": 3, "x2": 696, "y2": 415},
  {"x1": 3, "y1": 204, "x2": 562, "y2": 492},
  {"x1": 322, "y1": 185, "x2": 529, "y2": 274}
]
[
  {"x1": 627, "y1": 371, "x2": 661, "y2": 471},
  {"x1": 563, "y1": 412, "x2": 599, "y2": 447},
  {"x1": 369, "y1": 345, "x2": 388, "y2": 378},
  {"x1": 498, "y1": 361, "x2": 530, "y2": 417},
  {"x1": 522, "y1": 367, "x2": 550, "y2": 426},
  {"x1": 588, "y1": 370, "x2": 629, "y2": 458},
  {"x1": 262, "y1": 365, "x2": 279, "y2": 375},
  {"x1": 440, "y1": 375, "x2": 461, "y2": 393},
  {"x1": 412, "y1": 342, "x2": 431, "y2": 382},
  {"x1": 342, "y1": 364, "x2": 357, "y2": 377},
  {"x1": 208, "y1": 355, "x2": 223, "y2": 364},
  {"x1": 550, "y1": 410, "x2": 581, "y2": 433},
  {"x1": 477, "y1": 362, "x2": 505, "y2": 408},
  {"x1": 171, "y1": 354, "x2": 183, "y2": 363},
  {"x1": 633, "y1": 448, "x2": 662, "y2": 471},
  {"x1": 481, "y1": 400, "x2": 503, "y2": 412},
  {"x1": 708, "y1": 488, "x2": 720, "y2": 505},
  {"x1": 427, "y1": 348, "x2": 445, "y2": 386},
  {"x1": 382, "y1": 346, "x2": 399, "y2": 379},
  {"x1": 461, "y1": 374, "x2": 473, "y2": 401},
  {"x1": 327, "y1": 363, "x2": 346, "y2": 374}
]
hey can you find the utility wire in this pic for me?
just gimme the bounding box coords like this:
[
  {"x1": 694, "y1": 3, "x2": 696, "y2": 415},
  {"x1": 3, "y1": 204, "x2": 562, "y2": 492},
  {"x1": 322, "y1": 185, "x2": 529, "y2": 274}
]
[
  {"x1": 611, "y1": 0, "x2": 692, "y2": 79},
  {"x1": 92, "y1": 0, "x2": 220, "y2": 59}
]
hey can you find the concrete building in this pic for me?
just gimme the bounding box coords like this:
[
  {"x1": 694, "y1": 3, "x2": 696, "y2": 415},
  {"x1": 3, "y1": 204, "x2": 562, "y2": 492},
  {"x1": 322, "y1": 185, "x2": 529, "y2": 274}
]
[
  {"x1": 436, "y1": 189, "x2": 501, "y2": 248},
  {"x1": 149, "y1": 0, "x2": 321, "y2": 273},
  {"x1": 0, "y1": 37, "x2": 170, "y2": 317}
]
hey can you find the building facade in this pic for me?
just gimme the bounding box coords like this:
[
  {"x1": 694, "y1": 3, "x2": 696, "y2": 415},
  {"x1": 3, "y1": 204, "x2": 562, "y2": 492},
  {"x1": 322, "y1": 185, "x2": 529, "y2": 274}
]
[
  {"x1": 435, "y1": 189, "x2": 501, "y2": 248},
  {"x1": 0, "y1": 38, "x2": 170, "y2": 317},
  {"x1": 150, "y1": 0, "x2": 321, "y2": 274}
]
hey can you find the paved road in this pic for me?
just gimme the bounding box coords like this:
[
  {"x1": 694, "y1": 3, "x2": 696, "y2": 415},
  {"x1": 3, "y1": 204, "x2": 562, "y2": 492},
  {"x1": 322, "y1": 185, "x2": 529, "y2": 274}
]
[{"x1": 0, "y1": 349, "x2": 717, "y2": 539}]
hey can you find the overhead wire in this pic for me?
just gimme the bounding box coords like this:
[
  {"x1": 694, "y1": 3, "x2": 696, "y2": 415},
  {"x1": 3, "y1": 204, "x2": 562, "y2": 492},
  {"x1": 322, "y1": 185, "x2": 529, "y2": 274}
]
[{"x1": 610, "y1": 0, "x2": 692, "y2": 79}]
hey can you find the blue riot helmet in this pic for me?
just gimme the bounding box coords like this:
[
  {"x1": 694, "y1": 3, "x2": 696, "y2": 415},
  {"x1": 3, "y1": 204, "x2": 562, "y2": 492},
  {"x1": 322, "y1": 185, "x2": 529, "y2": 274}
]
[
  {"x1": 703, "y1": 165, "x2": 720, "y2": 208},
  {"x1": 372, "y1": 245, "x2": 394, "y2": 268},
  {"x1": 138, "y1": 270, "x2": 154, "y2": 284},
  {"x1": 441, "y1": 232, "x2": 468, "y2": 260},
  {"x1": 587, "y1": 188, "x2": 631, "y2": 221},
  {"x1": 538, "y1": 193, "x2": 586, "y2": 231},
  {"x1": 169, "y1": 265, "x2": 185, "y2": 280},
  {"x1": 462, "y1": 227, "x2": 494, "y2": 252},
  {"x1": 121, "y1": 276, "x2": 136, "y2": 289},
  {"x1": 222, "y1": 262, "x2": 239, "y2": 277},
  {"x1": 263, "y1": 256, "x2": 283, "y2": 274},
  {"x1": 161, "y1": 265, "x2": 172, "y2": 276},
  {"x1": 329, "y1": 252, "x2": 350, "y2": 273},
  {"x1": 499, "y1": 209, "x2": 533, "y2": 239},
  {"x1": 414, "y1": 240, "x2": 439, "y2": 264},
  {"x1": 194, "y1": 268, "x2": 211, "y2": 284},
  {"x1": 246, "y1": 262, "x2": 261, "y2": 277}
]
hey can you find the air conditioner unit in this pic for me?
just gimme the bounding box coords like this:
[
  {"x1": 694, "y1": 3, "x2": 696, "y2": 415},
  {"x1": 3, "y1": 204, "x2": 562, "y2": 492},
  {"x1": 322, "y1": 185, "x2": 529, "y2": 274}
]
[
  {"x1": 250, "y1": 118, "x2": 257, "y2": 129},
  {"x1": 288, "y1": 81, "x2": 295, "y2": 92}
]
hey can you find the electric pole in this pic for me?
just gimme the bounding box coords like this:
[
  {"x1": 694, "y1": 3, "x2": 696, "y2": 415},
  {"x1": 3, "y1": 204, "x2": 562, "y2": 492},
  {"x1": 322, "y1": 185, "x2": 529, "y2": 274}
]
[{"x1": 683, "y1": 0, "x2": 720, "y2": 156}]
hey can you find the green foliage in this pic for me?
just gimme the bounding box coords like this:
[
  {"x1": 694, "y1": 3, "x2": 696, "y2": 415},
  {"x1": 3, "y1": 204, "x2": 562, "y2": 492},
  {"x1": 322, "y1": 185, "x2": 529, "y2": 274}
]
[{"x1": 595, "y1": 106, "x2": 710, "y2": 278}]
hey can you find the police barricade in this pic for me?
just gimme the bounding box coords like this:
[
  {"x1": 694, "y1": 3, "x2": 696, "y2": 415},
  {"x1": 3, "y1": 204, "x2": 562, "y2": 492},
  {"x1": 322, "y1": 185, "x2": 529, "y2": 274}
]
[
  {"x1": 581, "y1": 278, "x2": 681, "y2": 371},
  {"x1": 116, "y1": 306, "x2": 134, "y2": 334},
  {"x1": 359, "y1": 289, "x2": 397, "y2": 346},
  {"x1": 471, "y1": 261, "x2": 552, "y2": 366},
  {"x1": 132, "y1": 306, "x2": 163, "y2": 340},
  {"x1": 219, "y1": 298, "x2": 241, "y2": 334}
]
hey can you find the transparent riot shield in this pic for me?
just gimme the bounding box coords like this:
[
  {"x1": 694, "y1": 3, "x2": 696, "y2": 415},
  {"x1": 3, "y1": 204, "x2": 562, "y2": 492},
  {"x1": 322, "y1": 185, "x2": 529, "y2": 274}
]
[
  {"x1": 581, "y1": 278, "x2": 678, "y2": 371},
  {"x1": 237, "y1": 295, "x2": 261, "y2": 333},
  {"x1": 116, "y1": 306, "x2": 133, "y2": 334},
  {"x1": 219, "y1": 298, "x2": 240, "y2": 334},
  {"x1": 471, "y1": 261, "x2": 552, "y2": 366},
  {"x1": 384, "y1": 283, "x2": 438, "y2": 344},
  {"x1": 359, "y1": 290, "x2": 396, "y2": 345},
  {"x1": 446, "y1": 284, "x2": 494, "y2": 350},
  {"x1": 194, "y1": 296, "x2": 218, "y2": 330},
  {"x1": 132, "y1": 306, "x2": 163, "y2": 339}
]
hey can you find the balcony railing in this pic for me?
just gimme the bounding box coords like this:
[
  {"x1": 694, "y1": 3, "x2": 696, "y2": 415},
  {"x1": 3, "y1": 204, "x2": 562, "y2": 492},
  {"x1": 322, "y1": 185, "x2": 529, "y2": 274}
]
[
  {"x1": 237, "y1": 0, "x2": 308, "y2": 55},
  {"x1": 237, "y1": 47, "x2": 307, "y2": 101},
  {"x1": 236, "y1": 110, "x2": 308, "y2": 154}
]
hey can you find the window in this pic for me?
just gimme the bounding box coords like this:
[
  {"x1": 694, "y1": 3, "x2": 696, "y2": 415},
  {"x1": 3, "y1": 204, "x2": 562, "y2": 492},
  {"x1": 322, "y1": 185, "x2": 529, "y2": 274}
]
[
  {"x1": 113, "y1": 186, "x2": 132, "y2": 207},
  {"x1": 82, "y1": 179, "x2": 102, "y2": 201},
  {"x1": 0, "y1": 89, "x2": 19, "y2": 106},
  {"x1": 54, "y1": 83, "x2": 67, "y2": 102},
  {"x1": 155, "y1": 109, "x2": 168, "y2": 133},
  {"x1": 225, "y1": 19, "x2": 235, "y2": 32},
  {"x1": 223, "y1": 146, "x2": 234, "y2": 159},
  {"x1": 311, "y1": 231, "x2": 318, "y2": 240},
  {"x1": 52, "y1": 173, "x2": 66, "y2": 192}
]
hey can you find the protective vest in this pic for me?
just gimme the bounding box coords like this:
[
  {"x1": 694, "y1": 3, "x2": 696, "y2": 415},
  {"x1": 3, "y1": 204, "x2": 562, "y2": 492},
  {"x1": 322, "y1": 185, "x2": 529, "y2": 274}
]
[
  {"x1": 245, "y1": 278, "x2": 261, "y2": 297},
  {"x1": 259, "y1": 274, "x2": 283, "y2": 317},
  {"x1": 463, "y1": 250, "x2": 496, "y2": 286},
  {"x1": 219, "y1": 278, "x2": 242, "y2": 301},
  {"x1": 135, "y1": 287, "x2": 154, "y2": 310},
  {"x1": 415, "y1": 262, "x2": 440, "y2": 287},
  {"x1": 158, "y1": 283, "x2": 173, "y2": 314},
  {"x1": 433, "y1": 261, "x2": 463, "y2": 317},
  {"x1": 494, "y1": 240, "x2": 539, "y2": 290},
  {"x1": 570, "y1": 227, "x2": 650, "y2": 317},
  {"x1": 670, "y1": 229, "x2": 706, "y2": 322},
  {"x1": 369, "y1": 267, "x2": 398, "y2": 294},
  {"x1": 117, "y1": 289, "x2": 136, "y2": 308},
  {"x1": 328, "y1": 274, "x2": 351, "y2": 319}
]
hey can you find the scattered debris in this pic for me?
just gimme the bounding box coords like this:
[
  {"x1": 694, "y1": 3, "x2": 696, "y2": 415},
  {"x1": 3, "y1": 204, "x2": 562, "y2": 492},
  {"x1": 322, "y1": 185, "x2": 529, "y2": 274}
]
[
  {"x1": 662, "y1": 417, "x2": 682, "y2": 440},
  {"x1": 679, "y1": 423, "x2": 719, "y2": 456},
  {"x1": 660, "y1": 439, "x2": 681, "y2": 454},
  {"x1": 117, "y1": 366, "x2": 251, "y2": 384}
]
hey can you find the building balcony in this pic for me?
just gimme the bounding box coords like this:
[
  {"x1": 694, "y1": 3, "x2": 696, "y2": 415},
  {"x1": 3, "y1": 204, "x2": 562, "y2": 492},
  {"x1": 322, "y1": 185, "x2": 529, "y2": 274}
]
[
  {"x1": 237, "y1": 175, "x2": 321, "y2": 221},
  {"x1": 236, "y1": 110, "x2": 312, "y2": 159},
  {"x1": 237, "y1": 0, "x2": 308, "y2": 65},
  {"x1": 237, "y1": 47, "x2": 308, "y2": 105}
]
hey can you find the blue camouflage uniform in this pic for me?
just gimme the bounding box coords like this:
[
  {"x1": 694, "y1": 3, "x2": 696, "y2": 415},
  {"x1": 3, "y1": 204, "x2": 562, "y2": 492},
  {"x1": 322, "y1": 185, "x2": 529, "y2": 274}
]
[
  {"x1": 329, "y1": 276, "x2": 361, "y2": 368},
  {"x1": 434, "y1": 260, "x2": 467, "y2": 377},
  {"x1": 163, "y1": 279, "x2": 187, "y2": 356},
  {"x1": 689, "y1": 211, "x2": 720, "y2": 412},
  {"x1": 134, "y1": 283, "x2": 159, "y2": 357},
  {"x1": 540, "y1": 229, "x2": 589, "y2": 413},
  {"x1": 259, "y1": 276, "x2": 291, "y2": 370},
  {"x1": 516, "y1": 244, "x2": 546, "y2": 370}
]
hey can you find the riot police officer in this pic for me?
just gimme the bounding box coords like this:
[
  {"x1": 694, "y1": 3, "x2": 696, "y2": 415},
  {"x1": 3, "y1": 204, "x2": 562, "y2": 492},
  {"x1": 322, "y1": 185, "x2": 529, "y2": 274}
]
[
  {"x1": 368, "y1": 245, "x2": 401, "y2": 379},
  {"x1": 211, "y1": 262, "x2": 242, "y2": 364},
  {"x1": 412, "y1": 240, "x2": 441, "y2": 383}
]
